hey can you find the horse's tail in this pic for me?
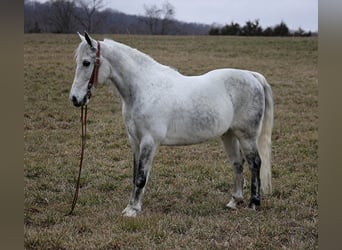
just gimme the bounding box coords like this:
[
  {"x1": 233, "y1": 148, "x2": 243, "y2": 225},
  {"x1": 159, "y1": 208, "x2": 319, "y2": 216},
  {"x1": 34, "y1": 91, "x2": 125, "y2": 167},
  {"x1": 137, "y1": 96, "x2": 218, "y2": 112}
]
[{"x1": 252, "y1": 72, "x2": 274, "y2": 195}]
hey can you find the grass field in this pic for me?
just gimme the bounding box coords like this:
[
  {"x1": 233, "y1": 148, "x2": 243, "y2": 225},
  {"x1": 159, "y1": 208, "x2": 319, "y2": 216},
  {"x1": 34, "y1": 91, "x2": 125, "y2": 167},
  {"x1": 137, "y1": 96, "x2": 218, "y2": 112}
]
[{"x1": 24, "y1": 34, "x2": 317, "y2": 249}]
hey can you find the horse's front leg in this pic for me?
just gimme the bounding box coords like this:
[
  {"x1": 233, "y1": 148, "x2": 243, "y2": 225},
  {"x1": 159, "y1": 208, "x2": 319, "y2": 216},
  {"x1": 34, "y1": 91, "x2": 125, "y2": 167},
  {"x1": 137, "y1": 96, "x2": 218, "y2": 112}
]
[
  {"x1": 122, "y1": 135, "x2": 157, "y2": 217},
  {"x1": 128, "y1": 136, "x2": 140, "y2": 186}
]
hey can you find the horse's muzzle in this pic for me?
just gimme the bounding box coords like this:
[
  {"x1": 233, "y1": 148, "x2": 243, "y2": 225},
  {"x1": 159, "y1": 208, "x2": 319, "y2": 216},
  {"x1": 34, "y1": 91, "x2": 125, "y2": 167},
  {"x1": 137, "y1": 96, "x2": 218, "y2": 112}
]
[{"x1": 71, "y1": 95, "x2": 88, "y2": 107}]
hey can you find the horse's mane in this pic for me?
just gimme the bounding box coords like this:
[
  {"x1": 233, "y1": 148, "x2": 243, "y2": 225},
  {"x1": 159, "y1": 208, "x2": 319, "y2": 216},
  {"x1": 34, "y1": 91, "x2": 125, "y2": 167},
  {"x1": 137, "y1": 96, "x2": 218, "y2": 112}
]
[
  {"x1": 103, "y1": 39, "x2": 155, "y2": 63},
  {"x1": 103, "y1": 38, "x2": 179, "y2": 73}
]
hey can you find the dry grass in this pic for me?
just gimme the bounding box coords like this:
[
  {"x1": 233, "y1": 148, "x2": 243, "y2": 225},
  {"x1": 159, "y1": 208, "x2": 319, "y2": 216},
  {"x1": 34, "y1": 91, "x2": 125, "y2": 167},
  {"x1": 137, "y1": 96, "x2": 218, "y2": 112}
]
[{"x1": 24, "y1": 34, "x2": 317, "y2": 249}]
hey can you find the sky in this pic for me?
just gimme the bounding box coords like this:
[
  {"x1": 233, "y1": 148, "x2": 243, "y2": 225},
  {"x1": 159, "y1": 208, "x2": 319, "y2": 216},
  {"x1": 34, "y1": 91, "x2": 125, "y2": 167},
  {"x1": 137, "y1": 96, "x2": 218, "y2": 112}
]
[
  {"x1": 102, "y1": 0, "x2": 318, "y2": 31},
  {"x1": 34, "y1": 0, "x2": 318, "y2": 31}
]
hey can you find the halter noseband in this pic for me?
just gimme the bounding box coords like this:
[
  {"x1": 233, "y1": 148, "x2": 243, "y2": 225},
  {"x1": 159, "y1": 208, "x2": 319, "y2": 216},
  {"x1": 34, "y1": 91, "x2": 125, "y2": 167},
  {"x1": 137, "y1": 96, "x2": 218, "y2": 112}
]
[{"x1": 87, "y1": 41, "x2": 101, "y2": 99}]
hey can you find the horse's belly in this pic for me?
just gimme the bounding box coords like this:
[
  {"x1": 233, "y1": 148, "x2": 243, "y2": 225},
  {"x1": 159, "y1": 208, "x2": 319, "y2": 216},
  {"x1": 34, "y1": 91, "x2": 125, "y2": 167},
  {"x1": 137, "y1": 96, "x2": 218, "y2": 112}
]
[
  {"x1": 161, "y1": 132, "x2": 219, "y2": 146},
  {"x1": 161, "y1": 106, "x2": 233, "y2": 146}
]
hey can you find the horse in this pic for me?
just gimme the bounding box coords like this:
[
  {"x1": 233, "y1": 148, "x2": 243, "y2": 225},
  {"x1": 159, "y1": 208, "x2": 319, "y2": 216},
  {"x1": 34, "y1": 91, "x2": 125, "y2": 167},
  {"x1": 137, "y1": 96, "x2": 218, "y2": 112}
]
[{"x1": 69, "y1": 32, "x2": 274, "y2": 217}]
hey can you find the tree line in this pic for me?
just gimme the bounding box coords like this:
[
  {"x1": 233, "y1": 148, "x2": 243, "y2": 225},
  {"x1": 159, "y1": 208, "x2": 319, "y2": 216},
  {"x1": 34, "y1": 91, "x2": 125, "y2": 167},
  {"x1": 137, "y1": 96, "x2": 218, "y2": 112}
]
[
  {"x1": 24, "y1": 0, "x2": 210, "y2": 35},
  {"x1": 209, "y1": 20, "x2": 313, "y2": 37},
  {"x1": 25, "y1": 0, "x2": 314, "y2": 36}
]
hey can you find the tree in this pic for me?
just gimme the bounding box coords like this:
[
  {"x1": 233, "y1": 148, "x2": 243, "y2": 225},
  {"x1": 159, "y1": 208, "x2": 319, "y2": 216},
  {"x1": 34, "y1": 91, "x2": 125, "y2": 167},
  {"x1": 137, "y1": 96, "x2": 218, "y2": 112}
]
[
  {"x1": 273, "y1": 21, "x2": 290, "y2": 36},
  {"x1": 143, "y1": 4, "x2": 162, "y2": 34},
  {"x1": 241, "y1": 19, "x2": 263, "y2": 36},
  {"x1": 221, "y1": 22, "x2": 241, "y2": 35},
  {"x1": 294, "y1": 27, "x2": 311, "y2": 37},
  {"x1": 25, "y1": 0, "x2": 48, "y2": 33},
  {"x1": 263, "y1": 27, "x2": 274, "y2": 36},
  {"x1": 143, "y1": 1, "x2": 175, "y2": 35},
  {"x1": 74, "y1": 0, "x2": 104, "y2": 33},
  {"x1": 160, "y1": 1, "x2": 175, "y2": 35},
  {"x1": 209, "y1": 27, "x2": 220, "y2": 35},
  {"x1": 49, "y1": 0, "x2": 77, "y2": 33}
]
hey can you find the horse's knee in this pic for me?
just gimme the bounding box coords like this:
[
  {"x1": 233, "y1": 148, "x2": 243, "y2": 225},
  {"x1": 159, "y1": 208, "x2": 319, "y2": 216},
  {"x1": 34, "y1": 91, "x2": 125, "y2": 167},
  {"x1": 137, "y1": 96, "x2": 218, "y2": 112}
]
[{"x1": 233, "y1": 162, "x2": 243, "y2": 174}]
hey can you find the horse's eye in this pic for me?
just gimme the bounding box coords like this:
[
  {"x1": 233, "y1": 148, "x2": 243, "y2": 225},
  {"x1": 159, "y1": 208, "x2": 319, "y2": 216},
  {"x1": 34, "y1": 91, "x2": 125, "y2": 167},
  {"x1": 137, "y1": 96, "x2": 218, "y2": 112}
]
[{"x1": 83, "y1": 60, "x2": 91, "y2": 67}]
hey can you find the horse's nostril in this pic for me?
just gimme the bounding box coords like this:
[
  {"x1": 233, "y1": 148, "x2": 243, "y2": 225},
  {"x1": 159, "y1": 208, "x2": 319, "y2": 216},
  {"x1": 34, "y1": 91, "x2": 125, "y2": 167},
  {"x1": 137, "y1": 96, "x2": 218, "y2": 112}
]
[{"x1": 72, "y1": 96, "x2": 81, "y2": 107}]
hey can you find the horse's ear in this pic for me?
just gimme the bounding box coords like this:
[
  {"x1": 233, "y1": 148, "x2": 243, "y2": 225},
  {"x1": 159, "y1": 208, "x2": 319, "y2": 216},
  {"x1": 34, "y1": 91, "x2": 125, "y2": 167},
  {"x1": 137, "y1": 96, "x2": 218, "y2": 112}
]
[
  {"x1": 77, "y1": 32, "x2": 87, "y2": 45},
  {"x1": 84, "y1": 31, "x2": 94, "y2": 48},
  {"x1": 77, "y1": 32, "x2": 85, "y2": 42}
]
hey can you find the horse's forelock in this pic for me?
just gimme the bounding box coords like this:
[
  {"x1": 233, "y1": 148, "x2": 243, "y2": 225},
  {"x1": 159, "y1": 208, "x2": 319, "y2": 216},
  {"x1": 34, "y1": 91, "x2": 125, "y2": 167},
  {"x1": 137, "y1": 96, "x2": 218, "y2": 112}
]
[
  {"x1": 74, "y1": 42, "x2": 83, "y2": 61},
  {"x1": 74, "y1": 41, "x2": 92, "y2": 62}
]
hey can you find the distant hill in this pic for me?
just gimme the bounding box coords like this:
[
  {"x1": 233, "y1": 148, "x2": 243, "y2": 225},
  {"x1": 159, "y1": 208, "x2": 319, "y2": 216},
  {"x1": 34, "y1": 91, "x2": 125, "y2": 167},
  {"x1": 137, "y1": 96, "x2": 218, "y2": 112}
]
[
  {"x1": 24, "y1": 1, "x2": 211, "y2": 35},
  {"x1": 99, "y1": 9, "x2": 211, "y2": 35}
]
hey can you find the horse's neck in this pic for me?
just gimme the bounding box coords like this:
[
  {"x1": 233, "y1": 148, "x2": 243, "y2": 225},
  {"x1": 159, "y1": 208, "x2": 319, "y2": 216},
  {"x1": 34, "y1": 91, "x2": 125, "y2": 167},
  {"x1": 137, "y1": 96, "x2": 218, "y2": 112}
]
[
  {"x1": 102, "y1": 41, "x2": 150, "y2": 104},
  {"x1": 102, "y1": 40, "x2": 178, "y2": 107}
]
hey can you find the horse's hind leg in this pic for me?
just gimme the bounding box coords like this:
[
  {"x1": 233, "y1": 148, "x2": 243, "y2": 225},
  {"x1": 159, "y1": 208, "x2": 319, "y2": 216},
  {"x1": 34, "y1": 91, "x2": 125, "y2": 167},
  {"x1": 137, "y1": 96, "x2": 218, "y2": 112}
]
[
  {"x1": 221, "y1": 131, "x2": 245, "y2": 209},
  {"x1": 238, "y1": 137, "x2": 262, "y2": 210},
  {"x1": 122, "y1": 135, "x2": 157, "y2": 217}
]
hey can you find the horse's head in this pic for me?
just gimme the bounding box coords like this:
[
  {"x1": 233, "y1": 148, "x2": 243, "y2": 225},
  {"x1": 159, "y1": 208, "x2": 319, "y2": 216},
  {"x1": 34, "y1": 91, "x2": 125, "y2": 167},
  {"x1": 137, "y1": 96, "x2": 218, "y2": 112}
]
[{"x1": 69, "y1": 32, "x2": 109, "y2": 107}]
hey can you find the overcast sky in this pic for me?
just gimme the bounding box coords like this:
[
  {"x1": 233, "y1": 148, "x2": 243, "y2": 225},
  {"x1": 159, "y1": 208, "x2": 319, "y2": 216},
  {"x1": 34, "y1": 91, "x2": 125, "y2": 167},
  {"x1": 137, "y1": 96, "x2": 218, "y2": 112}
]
[{"x1": 102, "y1": 0, "x2": 318, "y2": 31}]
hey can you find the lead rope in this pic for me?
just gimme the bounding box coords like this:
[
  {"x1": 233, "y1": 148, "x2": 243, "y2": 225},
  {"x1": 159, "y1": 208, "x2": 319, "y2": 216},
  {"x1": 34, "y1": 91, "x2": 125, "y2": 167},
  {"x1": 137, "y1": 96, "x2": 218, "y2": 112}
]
[
  {"x1": 68, "y1": 104, "x2": 87, "y2": 215},
  {"x1": 68, "y1": 40, "x2": 100, "y2": 215}
]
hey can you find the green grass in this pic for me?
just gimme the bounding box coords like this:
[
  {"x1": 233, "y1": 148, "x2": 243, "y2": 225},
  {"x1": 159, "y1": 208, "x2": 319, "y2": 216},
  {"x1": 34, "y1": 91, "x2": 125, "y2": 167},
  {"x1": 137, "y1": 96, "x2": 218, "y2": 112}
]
[{"x1": 24, "y1": 34, "x2": 317, "y2": 249}]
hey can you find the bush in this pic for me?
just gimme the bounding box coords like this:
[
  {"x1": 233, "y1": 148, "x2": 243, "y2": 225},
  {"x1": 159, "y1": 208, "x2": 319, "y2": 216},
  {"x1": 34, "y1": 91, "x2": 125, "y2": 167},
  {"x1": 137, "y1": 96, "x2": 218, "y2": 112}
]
[
  {"x1": 273, "y1": 21, "x2": 290, "y2": 36},
  {"x1": 209, "y1": 20, "x2": 310, "y2": 37},
  {"x1": 241, "y1": 19, "x2": 263, "y2": 36},
  {"x1": 221, "y1": 22, "x2": 241, "y2": 35}
]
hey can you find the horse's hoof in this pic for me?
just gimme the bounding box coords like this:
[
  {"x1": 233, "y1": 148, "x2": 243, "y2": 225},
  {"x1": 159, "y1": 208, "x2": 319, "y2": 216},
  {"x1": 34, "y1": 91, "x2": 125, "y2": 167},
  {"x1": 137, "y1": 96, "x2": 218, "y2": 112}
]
[
  {"x1": 248, "y1": 201, "x2": 260, "y2": 211},
  {"x1": 248, "y1": 197, "x2": 260, "y2": 211},
  {"x1": 227, "y1": 196, "x2": 244, "y2": 210},
  {"x1": 227, "y1": 198, "x2": 244, "y2": 210},
  {"x1": 122, "y1": 206, "x2": 139, "y2": 217},
  {"x1": 226, "y1": 198, "x2": 243, "y2": 210},
  {"x1": 226, "y1": 199, "x2": 237, "y2": 209},
  {"x1": 248, "y1": 203, "x2": 257, "y2": 210}
]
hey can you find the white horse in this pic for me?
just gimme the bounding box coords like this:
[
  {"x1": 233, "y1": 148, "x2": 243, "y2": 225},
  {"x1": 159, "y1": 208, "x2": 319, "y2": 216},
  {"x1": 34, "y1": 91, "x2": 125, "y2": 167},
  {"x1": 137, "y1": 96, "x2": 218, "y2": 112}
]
[{"x1": 70, "y1": 32, "x2": 274, "y2": 217}]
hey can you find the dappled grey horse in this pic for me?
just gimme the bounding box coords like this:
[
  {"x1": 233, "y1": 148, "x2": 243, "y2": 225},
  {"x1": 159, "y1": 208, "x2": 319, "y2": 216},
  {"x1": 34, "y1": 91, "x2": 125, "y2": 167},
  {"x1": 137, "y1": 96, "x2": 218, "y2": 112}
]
[{"x1": 70, "y1": 32, "x2": 273, "y2": 217}]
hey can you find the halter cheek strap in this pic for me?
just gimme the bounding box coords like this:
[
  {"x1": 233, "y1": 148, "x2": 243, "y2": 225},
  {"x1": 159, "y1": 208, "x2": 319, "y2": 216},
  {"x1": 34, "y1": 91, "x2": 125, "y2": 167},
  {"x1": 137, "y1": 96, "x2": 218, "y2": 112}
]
[{"x1": 87, "y1": 41, "x2": 101, "y2": 99}]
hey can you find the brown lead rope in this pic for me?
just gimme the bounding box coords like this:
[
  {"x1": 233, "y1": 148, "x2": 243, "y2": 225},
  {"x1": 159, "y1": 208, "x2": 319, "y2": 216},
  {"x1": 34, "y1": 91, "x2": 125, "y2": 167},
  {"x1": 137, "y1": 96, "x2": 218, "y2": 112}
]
[
  {"x1": 68, "y1": 40, "x2": 100, "y2": 215},
  {"x1": 68, "y1": 105, "x2": 87, "y2": 215}
]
